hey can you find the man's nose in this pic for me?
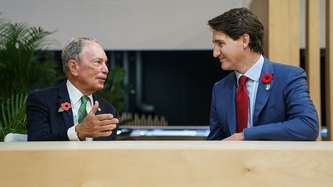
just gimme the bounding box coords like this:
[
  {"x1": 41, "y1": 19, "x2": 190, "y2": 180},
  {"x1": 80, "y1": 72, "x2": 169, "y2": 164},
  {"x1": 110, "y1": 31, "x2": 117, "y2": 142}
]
[
  {"x1": 213, "y1": 47, "x2": 221, "y2": 58},
  {"x1": 102, "y1": 63, "x2": 109, "y2": 74}
]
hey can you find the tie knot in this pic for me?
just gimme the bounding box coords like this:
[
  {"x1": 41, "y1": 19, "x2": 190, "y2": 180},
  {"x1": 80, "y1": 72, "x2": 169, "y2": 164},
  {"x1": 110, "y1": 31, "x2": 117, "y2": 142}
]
[
  {"x1": 81, "y1": 96, "x2": 89, "y2": 104},
  {"x1": 239, "y1": 75, "x2": 248, "y2": 86}
]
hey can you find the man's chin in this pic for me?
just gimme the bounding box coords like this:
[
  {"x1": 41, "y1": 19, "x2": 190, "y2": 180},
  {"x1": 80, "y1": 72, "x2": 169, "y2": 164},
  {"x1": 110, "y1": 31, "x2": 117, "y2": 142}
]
[
  {"x1": 94, "y1": 84, "x2": 104, "y2": 91},
  {"x1": 221, "y1": 65, "x2": 228, "y2": 70},
  {"x1": 221, "y1": 64, "x2": 231, "y2": 71}
]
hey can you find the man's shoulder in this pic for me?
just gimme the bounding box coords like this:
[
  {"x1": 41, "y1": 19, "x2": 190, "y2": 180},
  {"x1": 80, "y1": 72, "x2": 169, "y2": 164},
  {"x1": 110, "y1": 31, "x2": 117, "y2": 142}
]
[
  {"x1": 29, "y1": 82, "x2": 64, "y2": 95},
  {"x1": 93, "y1": 94, "x2": 115, "y2": 107},
  {"x1": 93, "y1": 94, "x2": 118, "y2": 115},
  {"x1": 27, "y1": 81, "x2": 66, "y2": 100},
  {"x1": 267, "y1": 60, "x2": 306, "y2": 81},
  {"x1": 268, "y1": 59, "x2": 304, "y2": 72},
  {"x1": 215, "y1": 71, "x2": 235, "y2": 85}
]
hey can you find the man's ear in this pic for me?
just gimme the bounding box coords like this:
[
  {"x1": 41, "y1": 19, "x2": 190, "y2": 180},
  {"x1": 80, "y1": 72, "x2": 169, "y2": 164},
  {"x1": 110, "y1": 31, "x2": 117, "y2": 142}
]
[
  {"x1": 68, "y1": 59, "x2": 79, "y2": 76},
  {"x1": 241, "y1": 34, "x2": 250, "y2": 48}
]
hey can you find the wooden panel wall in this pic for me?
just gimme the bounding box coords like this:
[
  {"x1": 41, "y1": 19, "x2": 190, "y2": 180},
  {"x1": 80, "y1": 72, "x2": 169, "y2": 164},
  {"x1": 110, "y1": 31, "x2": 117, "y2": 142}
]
[
  {"x1": 250, "y1": 0, "x2": 325, "y2": 140},
  {"x1": 325, "y1": 0, "x2": 333, "y2": 140},
  {"x1": 267, "y1": 0, "x2": 300, "y2": 66},
  {"x1": 306, "y1": 0, "x2": 322, "y2": 140},
  {"x1": 250, "y1": 0, "x2": 300, "y2": 66}
]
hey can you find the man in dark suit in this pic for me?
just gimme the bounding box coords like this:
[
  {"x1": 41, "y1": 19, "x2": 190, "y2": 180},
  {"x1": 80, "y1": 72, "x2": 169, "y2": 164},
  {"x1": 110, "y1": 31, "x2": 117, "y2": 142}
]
[
  {"x1": 26, "y1": 37, "x2": 119, "y2": 141},
  {"x1": 207, "y1": 8, "x2": 319, "y2": 141}
]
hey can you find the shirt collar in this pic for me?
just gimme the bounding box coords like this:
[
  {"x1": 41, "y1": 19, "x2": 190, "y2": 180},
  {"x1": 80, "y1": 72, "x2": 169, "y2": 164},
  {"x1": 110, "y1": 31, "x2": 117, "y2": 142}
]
[
  {"x1": 66, "y1": 80, "x2": 93, "y2": 105},
  {"x1": 235, "y1": 55, "x2": 264, "y2": 82}
]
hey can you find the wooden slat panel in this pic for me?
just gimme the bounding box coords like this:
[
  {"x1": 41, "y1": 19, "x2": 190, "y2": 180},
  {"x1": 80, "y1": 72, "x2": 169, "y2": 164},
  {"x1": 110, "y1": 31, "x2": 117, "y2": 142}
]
[
  {"x1": 250, "y1": 0, "x2": 300, "y2": 66},
  {"x1": 306, "y1": 0, "x2": 321, "y2": 140},
  {"x1": 267, "y1": 0, "x2": 290, "y2": 64},
  {"x1": 289, "y1": 0, "x2": 300, "y2": 66},
  {"x1": 249, "y1": 0, "x2": 269, "y2": 56},
  {"x1": 265, "y1": 0, "x2": 299, "y2": 67},
  {"x1": 325, "y1": 0, "x2": 333, "y2": 140}
]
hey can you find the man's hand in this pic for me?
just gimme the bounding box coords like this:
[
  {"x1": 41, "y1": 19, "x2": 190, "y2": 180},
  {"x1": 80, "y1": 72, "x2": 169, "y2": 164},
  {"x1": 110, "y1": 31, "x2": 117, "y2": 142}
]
[
  {"x1": 75, "y1": 101, "x2": 118, "y2": 140},
  {"x1": 222, "y1": 132, "x2": 244, "y2": 141}
]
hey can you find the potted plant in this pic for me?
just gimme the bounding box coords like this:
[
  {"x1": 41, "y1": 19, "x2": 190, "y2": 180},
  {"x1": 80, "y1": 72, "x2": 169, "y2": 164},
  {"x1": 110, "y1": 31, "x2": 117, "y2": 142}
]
[{"x1": 0, "y1": 13, "x2": 61, "y2": 141}]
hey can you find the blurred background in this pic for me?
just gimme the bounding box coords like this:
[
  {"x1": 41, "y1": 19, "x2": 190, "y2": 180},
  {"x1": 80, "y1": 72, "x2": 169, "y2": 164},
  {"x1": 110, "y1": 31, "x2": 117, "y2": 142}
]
[{"x1": 0, "y1": 0, "x2": 329, "y2": 140}]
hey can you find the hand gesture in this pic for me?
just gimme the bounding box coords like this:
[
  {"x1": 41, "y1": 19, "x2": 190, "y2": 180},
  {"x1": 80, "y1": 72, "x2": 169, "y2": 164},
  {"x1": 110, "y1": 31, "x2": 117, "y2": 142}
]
[{"x1": 75, "y1": 101, "x2": 118, "y2": 140}]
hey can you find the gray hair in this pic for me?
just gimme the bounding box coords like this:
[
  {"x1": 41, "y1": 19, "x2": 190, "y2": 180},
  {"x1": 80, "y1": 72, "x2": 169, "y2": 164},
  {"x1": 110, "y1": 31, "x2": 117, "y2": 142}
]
[{"x1": 61, "y1": 37, "x2": 99, "y2": 72}]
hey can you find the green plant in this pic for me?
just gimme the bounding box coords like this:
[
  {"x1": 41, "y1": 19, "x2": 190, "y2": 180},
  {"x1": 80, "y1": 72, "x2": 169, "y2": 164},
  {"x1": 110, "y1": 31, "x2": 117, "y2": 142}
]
[
  {"x1": 0, "y1": 14, "x2": 61, "y2": 100},
  {"x1": 97, "y1": 65, "x2": 133, "y2": 126},
  {"x1": 0, "y1": 94, "x2": 27, "y2": 141},
  {"x1": 98, "y1": 65, "x2": 132, "y2": 114},
  {"x1": 0, "y1": 13, "x2": 62, "y2": 141}
]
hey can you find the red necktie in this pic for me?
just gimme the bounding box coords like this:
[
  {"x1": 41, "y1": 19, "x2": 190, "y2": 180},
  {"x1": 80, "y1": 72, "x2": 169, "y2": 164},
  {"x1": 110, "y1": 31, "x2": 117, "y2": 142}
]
[{"x1": 236, "y1": 75, "x2": 249, "y2": 133}]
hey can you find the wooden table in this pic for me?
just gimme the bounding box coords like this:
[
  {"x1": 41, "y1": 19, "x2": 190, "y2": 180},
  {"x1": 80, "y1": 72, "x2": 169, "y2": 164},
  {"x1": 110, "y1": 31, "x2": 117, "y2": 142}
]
[{"x1": 0, "y1": 141, "x2": 332, "y2": 187}]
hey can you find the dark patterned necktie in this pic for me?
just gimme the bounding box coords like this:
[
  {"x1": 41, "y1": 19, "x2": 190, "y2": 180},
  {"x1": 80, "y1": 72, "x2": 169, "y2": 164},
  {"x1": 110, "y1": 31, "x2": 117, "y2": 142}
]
[{"x1": 236, "y1": 75, "x2": 249, "y2": 133}]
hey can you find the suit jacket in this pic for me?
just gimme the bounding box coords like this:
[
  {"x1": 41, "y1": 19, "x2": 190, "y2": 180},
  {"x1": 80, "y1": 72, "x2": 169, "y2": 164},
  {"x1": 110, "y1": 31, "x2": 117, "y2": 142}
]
[
  {"x1": 208, "y1": 57, "x2": 319, "y2": 141},
  {"x1": 26, "y1": 80, "x2": 118, "y2": 141}
]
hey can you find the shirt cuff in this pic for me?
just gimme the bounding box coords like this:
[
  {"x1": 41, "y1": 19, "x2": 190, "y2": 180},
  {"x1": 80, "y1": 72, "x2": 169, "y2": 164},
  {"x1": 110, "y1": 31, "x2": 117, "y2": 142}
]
[{"x1": 67, "y1": 126, "x2": 80, "y2": 141}]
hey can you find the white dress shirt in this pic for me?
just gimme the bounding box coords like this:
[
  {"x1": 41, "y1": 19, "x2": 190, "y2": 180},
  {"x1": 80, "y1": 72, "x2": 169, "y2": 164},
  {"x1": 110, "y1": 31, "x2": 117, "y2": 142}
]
[
  {"x1": 235, "y1": 55, "x2": 264, "y2": 128},
  {"x1": 66, "y1": 80, "x2": 93, "y2": 141}
]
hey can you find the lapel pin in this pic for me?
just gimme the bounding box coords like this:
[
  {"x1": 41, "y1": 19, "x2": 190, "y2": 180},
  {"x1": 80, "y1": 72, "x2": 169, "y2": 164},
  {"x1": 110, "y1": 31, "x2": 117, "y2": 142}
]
[
  {"x1": 265, "y1": 84, "x2": 270, "y2": 91},
  {"x1": 262, "y1": 73, "x2": 273, "y2": 91}
]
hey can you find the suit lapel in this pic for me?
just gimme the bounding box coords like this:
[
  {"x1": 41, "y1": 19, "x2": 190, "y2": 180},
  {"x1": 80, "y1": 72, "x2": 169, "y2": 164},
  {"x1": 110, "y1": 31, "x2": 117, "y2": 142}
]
[
  {"x1": 57, "y1": 81, "x2": 74, "y2": 129},
  {"x1": 225, "y1": 73, "x2": 238, "y2": 134},
  {"x1": 253, "y1": 58, "x2": 275, "y2": 125},
  {"x1": 92, "y1": 94, "x2": 103, "y2": 115},
  {"x1": 92, "y1": 94, "x2": 104, "y2": 141}
]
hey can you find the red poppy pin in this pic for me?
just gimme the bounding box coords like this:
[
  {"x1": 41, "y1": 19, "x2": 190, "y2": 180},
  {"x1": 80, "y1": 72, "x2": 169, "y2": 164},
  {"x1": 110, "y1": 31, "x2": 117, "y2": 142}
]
[
  {"x1": 58, "y1": 102, "x2": 72, "y2": 112},
  {"x1": 261, "y1": 73, "x2": 273, "y2": 90}
]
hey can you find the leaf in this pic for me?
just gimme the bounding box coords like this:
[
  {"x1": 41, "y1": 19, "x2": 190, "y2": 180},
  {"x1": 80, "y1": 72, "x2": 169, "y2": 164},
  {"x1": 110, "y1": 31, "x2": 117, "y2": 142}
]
[
  {"x1": 97, "y1": 65, "x2": 132, "y2": 114},
  {"x1": 0, "y1": 14, "x2": 59, "y2": 100},
  {"x1": 0, "y1": 93, "x2": 27, "y2": 141}
]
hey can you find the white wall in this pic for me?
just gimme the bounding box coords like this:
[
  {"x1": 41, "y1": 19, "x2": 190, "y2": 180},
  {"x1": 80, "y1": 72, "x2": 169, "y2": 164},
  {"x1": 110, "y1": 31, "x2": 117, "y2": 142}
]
[
  {"x1": 0, "y1": 0, "x2": 326, "y2": 50},
  {"x1": 0, "y1": 0, "x2": 250, "y2": 50}
]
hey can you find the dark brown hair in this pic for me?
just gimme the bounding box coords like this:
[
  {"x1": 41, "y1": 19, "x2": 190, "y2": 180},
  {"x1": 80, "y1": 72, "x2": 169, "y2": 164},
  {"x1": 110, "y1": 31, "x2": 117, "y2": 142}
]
[{"x1": 208, "y1": 7, "x2": 264, "y2": 54}]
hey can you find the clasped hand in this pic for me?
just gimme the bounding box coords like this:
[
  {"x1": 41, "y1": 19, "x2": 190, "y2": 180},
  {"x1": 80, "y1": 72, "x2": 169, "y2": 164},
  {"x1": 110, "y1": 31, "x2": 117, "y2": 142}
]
[
  {"x1": 222, "y1": 132, "x2": 244, "y2": 141},
  {"x1": 75, "y1": 101, "x2": 118, "y2": 140}
]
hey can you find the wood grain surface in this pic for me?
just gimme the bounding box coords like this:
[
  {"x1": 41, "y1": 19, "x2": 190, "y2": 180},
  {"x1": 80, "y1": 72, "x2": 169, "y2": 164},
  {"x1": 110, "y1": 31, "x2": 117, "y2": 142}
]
[{"x1": 0, "y1": 141, "x2": 332, "y2": 187}]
